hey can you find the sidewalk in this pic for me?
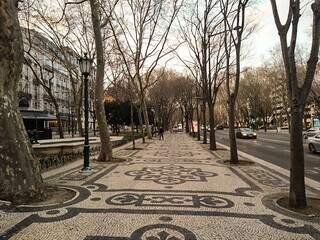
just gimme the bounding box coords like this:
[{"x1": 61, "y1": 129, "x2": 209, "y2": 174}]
[{"x1": 0, "y1": 134, "x2": 319, "y2": 239}]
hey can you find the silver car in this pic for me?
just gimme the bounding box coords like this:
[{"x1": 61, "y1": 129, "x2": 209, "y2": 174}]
[
  {"x1": 303, "y1": 127, "x2": 320, "y2": 139},
  {"x1": 236, "y1": 128, "x2": 257, "y2": 139},
  {"x1": 307, "y1": 133, "x2": 320, "y2": 153}
]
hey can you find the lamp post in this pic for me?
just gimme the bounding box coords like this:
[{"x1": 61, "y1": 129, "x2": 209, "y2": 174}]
[
  {"x1": 78, "y1": 53, "x2": 93, "y2": 172},
  {"x1": 196, "y1": 95, "x2": 201, "y2": 141}
]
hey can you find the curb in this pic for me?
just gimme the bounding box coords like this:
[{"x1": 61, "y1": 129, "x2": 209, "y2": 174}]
[{"x1": 216, "y1": 141, "x2": 320, "y2": 192}]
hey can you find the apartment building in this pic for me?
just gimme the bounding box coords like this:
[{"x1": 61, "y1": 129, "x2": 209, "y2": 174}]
[{"x1": 18, "y1": 28, "x2": 94, "y2": 136}]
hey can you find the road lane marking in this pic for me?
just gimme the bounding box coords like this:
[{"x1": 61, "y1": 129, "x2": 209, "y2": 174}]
[
  {"x1": 266, "y1": 145, "x2": 276, "y2": 149},
  {"x1": 258, "y1": 137, "x2": 289, "y2": 144},
  {"x1": 216, "y1": 141, "x2": 320, "y2": 192}
]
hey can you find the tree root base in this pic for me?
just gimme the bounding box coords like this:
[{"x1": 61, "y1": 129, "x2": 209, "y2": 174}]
[
  {"x1": 277, "y1": 197, "x2": 320, "y2": 217},
  {"x1": 218, "y1": 159, "x2": 255, "y2": 166}
]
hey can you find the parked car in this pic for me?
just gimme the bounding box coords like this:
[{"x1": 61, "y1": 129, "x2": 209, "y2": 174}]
[
  {"x1": 307, "y1": 133, "x2": 320, "y2": 153},
  {"x1": 303, "y1": 127, "x2": 320, "y2": 139},
  {"x1": 236, "y1": 128, "x2": 257, "y2": 139}
]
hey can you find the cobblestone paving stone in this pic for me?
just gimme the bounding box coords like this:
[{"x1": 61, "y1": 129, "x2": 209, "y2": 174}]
[{"x1": 0, "y1": 133, "x2": 319, "y2": 239}]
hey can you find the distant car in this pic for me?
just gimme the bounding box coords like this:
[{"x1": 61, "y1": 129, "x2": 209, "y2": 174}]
[
  {"x1": 303, "y1": 127, "x2": 320, "y2": 139},
  {"x1": 236, "y1": 128, "x2": 257, "y2": 139},
  {"x1": 173, "y1": 126, "x2": 179, "y2": 133},
  {"x1": 216, "y1": 124, "x2": 224, "y2": 130},
  {"x1": 307, "y1": 133, "x2": 320, "y2": 153},
  {"x1": 201, "y1": 125, "x2": 210, "y2": 131}
]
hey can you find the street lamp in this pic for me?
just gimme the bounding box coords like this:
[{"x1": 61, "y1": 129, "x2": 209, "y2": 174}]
[{"x1": 78, "y1": 53, "x2": 93, "y2": 172}]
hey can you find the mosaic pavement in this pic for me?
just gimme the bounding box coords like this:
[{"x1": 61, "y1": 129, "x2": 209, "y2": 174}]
[{"x1": 0, "y1": 134, "x2": 319, "y2": 239}]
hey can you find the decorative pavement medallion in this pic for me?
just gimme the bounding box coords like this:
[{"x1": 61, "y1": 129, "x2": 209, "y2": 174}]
[
  {"x1": 106, "y1": 193, "x2": 234, "y2": 208},
  {"x1": 125, "y1": 165, "x2": 217, "y2": 185},
  {"x1": 0, "y1": 134, "x2": 320, "y2": 240},
  {"x1": 84, "y1": 224, "x2": 198, "y2": 240},
  {"x1": 240, "y1": 168, "x2": 288, "y2": 187}
]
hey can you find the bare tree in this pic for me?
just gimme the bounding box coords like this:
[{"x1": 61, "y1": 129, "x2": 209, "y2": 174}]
[
  {"x1": 267, "y1": 48, "x2": 290, "y2": 130},
  {"x1": 0, "y1": 0, "x2": 45, "y2": 204},
  {"x1": 59, "y1": 0, "x2": 118, "y2": 161},
  {"x1": 19, "y1": 0, "x2": 99, "y2": 138},
  {"x1": 149, "y1": 69, "x2": 180, "y2": 130},
  {"x1": 179, "y1": 0, "x2": 227, "y2": 149},
  {"x1": 105, "y1": 50, "x2": 144, "y2": 147},
  {"x1": 108, "y1": 0, "x2": 183, "y2": 139},
  {"x1": 89, "y1": 0, "x2": 114, "y2": 161},
  {"x1": 237, "y1": 67, "x2": 273, "y2": 130},
  {"x1": 26, "y1": 1, "x2": 98, "y2": 137},
  {"x1": 220, "y1": 0, "x2": 250, "y2": 163},
  {"x1": 176, "y1": 75, "x2": 197, "y2": 133},
  {"x1": 270, "y1": 0, "x2": 320, "y2": 208}
]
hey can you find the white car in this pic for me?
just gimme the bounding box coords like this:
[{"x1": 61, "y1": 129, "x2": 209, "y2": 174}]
[
  {"x1": 307, "y1": 133, "x2": 320, "y2": 153},
  {"x1": 303, "y1": 127, "x2": 320, "y2": 139}
]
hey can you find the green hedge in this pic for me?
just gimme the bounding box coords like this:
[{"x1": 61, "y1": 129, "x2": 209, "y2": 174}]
[
  {"x1": 121, "y1": 131, "x2": 146, "y2": 142},
  {"x1": 36, "y1": 138, "x2": 128, "y2": 172}
]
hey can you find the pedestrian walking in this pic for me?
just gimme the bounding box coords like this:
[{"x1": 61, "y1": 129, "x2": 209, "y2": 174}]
[{"x1": 159, "y1": 126, "x2": 164, "y2": 140}]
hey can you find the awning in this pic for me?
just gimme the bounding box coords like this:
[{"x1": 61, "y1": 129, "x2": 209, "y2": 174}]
[{"x1": 20, "y1": 110, "x2": 56, "y2": 120}]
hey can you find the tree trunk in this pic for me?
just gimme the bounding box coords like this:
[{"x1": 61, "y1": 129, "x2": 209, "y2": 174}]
[
  {"x1": 185, "y1": 113, "x2": 190, "y2": 133},
  {"x1": 0, "y1": 0, "x2": 45, "y2": 204},
  {"x1": 208, "y1": 102, "x2": 217, "y2": 150},
  {"x1": 228, "y1": 96, "x2": 239, "y2": 163},
  {"x1": 137, "y1": 106, "x2": 145, "y2": 143},
  {"x1": 53, "y1": 101, "x2": 64, "y2": 139},
  {"x1": 289, "y1": 106, "x2": 307, "y2": 208},
  {"x1": 181, "y1": 108, "x2": 184, "y2": 130},
  {"x1": 263, "y1": 117, "x2": 267, "y2": 132},
  {"x1": 93, "y1": 115, "x2": 96, "y2": 136},
  {"x1": 90, "y1": 0, "x2": 112, "y2": 162},
  {"x1": 131, "y1": 101, "x2": 135, "y2": 150},
  {"x1": 303, "y1": 113, "x2": 308, "y2": 130},
  {"x1": 197, "y1": 102, "x2": 201, "y2": 141},
  {"x1": 191, "y1": 111, "x2": 195, "y2": 136},
  {"x1": 71, "y1": 111, "x2": 75, "y2": 137},
  {"x1": 286, "y1": 110, "x2": 291, "y2": 131},
  {"x1": 202, "y1": 98, "x2": 207, "y2": 144},
  {"x1": 141, "y1": 97, "x2": 152, "y2": 139}
]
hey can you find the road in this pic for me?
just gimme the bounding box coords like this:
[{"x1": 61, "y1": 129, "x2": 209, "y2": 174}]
[{"x1": 214, "y1": 129, "x2": 320, "y2": 183}]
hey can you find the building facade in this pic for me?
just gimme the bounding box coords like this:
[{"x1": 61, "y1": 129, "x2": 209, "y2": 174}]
[
  {"x1": 271, "y1": 70, "x2": 320, "y2": 129},
  {"x1": 18, "y1": 28, "x2": 95, "y2": 137}
]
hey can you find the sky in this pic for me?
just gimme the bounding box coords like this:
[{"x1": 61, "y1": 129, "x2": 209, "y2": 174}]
[
  {"x1": 171, "y1": 0, "x2": 314, "y2": 72},
  {"x1": 244, "y1": 0, "x2": 312, "y2": 67}
]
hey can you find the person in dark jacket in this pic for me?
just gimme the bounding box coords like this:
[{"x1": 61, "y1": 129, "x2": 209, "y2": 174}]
[{"x1": 158, "y1": 126, "x2": 164, "y2": 140}]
